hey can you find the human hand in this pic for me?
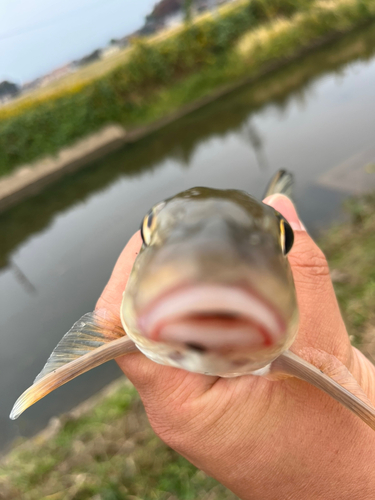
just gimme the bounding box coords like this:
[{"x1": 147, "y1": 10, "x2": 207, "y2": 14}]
[{"x1": 96, "y1": 194, "x2": 375, "y2": 500}]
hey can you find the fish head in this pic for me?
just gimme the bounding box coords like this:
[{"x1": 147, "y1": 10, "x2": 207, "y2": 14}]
[{"x1": 121, "y1": 187, "x2": 299, "y2": 376}]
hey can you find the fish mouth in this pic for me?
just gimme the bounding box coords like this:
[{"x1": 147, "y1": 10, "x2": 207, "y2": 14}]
[{"x1": 137, "y1": 284, "x2": 285, "y2": 352}]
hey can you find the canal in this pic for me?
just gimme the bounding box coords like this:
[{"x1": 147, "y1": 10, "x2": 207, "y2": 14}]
[{"x1": 1, "y1": 23, "x2": 375, "y2": 452}]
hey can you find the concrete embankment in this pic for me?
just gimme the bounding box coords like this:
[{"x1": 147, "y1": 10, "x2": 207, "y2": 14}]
[{"x1": 0, "y1": 126, "x2": 127, "y2": 213}]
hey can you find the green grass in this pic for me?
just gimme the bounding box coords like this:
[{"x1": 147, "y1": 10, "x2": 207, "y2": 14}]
[
  {"x1": 1, "y1": 0, "x2": 375, "y2": 176},
  {"x1": 320, "y1": 192, "x2": 375, "y2": 358},
  {"x1": 0, "y1": 381, "x2": 238, "y2": 500}
]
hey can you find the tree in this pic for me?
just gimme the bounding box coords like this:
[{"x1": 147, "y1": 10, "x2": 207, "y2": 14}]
[
  {"x1": 184, "y1": 0, "x2": 193, "y2": 23},
  {"x1": 151, "y1": 0, "x2": 182, "y2": 19},
  {"x1": 0, "y1": 81, "x2": 20, "y2": 99}
]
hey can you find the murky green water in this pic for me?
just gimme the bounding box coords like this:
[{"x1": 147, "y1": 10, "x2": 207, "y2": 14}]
[{"x1": 1, "y1": 24, "x2": 375, "y2": 452}]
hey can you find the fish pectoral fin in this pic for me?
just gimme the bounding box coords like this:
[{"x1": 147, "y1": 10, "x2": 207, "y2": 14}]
[
  {"x1": 271, "y1": 349, "x2": 375, "y2": 431},
  {"x1": 34, "y1": 309, "x2": 125, "y2": 383},
  {"x1": 10, "y1": 310, "x2": 138, "y2": 420}
]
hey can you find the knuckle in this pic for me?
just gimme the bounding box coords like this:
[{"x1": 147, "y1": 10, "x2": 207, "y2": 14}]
[{"x1": 290, "y1": 236, "x2": 330, "y2": 279}]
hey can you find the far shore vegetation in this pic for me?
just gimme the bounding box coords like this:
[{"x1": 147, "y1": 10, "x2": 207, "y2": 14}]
[
  {"x1": 1, "y1": 0, "x2": 375, "y2": 177},
  {"x1": 1, "y1": 190, "x2": 374, "y2": 499}
]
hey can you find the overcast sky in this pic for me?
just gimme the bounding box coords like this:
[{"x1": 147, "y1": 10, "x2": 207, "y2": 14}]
[{"x1": 0, "y1": 0, "x2": 156, "y2": 83}]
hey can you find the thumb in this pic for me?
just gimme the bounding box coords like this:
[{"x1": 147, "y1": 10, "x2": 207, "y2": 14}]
[{"x1": 263, "y1": 194, "x2": 351, "y2": 362}]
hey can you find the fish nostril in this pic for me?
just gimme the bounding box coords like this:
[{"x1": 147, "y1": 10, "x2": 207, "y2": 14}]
[
  {"x1": 170, "y1": 351, "x2": 185, "y2": 361},
  {"x1": 186, "y1": 342, "x2": 207, "y2": 353}
]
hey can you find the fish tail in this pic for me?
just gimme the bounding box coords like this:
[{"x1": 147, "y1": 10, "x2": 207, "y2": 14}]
[{"x1": 263, "y1": 170, "x2": 294, "y2": 199}]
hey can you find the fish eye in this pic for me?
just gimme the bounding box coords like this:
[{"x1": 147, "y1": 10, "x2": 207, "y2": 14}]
[
  {"x1": 278, "y1": 215, "x2": 294, "y2": 255},
  {"x1": 140, "y1": 201, "x2": 166, "y2": 246},
  {"x1": 140, "y1": 210, "x2": 155, "y2": 246}
]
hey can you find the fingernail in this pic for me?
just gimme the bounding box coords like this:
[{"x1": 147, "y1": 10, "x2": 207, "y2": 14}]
[{"x1": 263, "y1": 194, "x2": 305, "y2": 231}]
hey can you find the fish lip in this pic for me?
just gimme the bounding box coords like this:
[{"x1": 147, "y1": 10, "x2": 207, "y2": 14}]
[{"x1": 137, "y1": 284, "x2": 286, "y2": 350}]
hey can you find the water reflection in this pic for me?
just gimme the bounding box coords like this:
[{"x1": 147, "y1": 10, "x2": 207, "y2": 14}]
[
  {"x1": 240, "y1": 119, "x2": 269, "y2": 171},
  {"x1": 1, "y1": 23, "x2": 375, "y2": 452},
  {"x1": 9, "y1": 261, "x2": 38, "y2": 296}
]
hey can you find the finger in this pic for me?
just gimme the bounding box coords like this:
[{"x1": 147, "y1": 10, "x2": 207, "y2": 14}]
[{"x1": 263, "y1": 194, "x2": 351, "y2": 361}]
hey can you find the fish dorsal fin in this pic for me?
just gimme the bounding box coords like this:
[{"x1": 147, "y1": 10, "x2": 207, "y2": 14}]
[
  {"x1": 271, "y1": 349, "x2": 375, "y2": 431},
  {"x1": 10, "y1": 310, "x2": 138, "y2": 420},
  {"x1": 263, "y1": 170, "x2": 294, "y2": 199},
  {"x1": 34, "y1": 310, "x2": 125, "y2": 383}
]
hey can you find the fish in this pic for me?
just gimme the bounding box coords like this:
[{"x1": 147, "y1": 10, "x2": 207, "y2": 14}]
[{"x1": 10, "y1": 170, "x2": 375, "y2": 431}]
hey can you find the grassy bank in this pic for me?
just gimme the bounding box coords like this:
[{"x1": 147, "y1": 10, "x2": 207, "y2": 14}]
[
  {"x1": 320, "y1": 191, "x2": 375, "y2": 361},
  {"x1": 1, "y1": 192, "x2": 375, "y2": 499},
  {"x1": 1, "y1": 0, "x2": 375, "y2": 177},
  {"x1": 0, "y1": 381, "x2": 238, "y2": 500}
]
